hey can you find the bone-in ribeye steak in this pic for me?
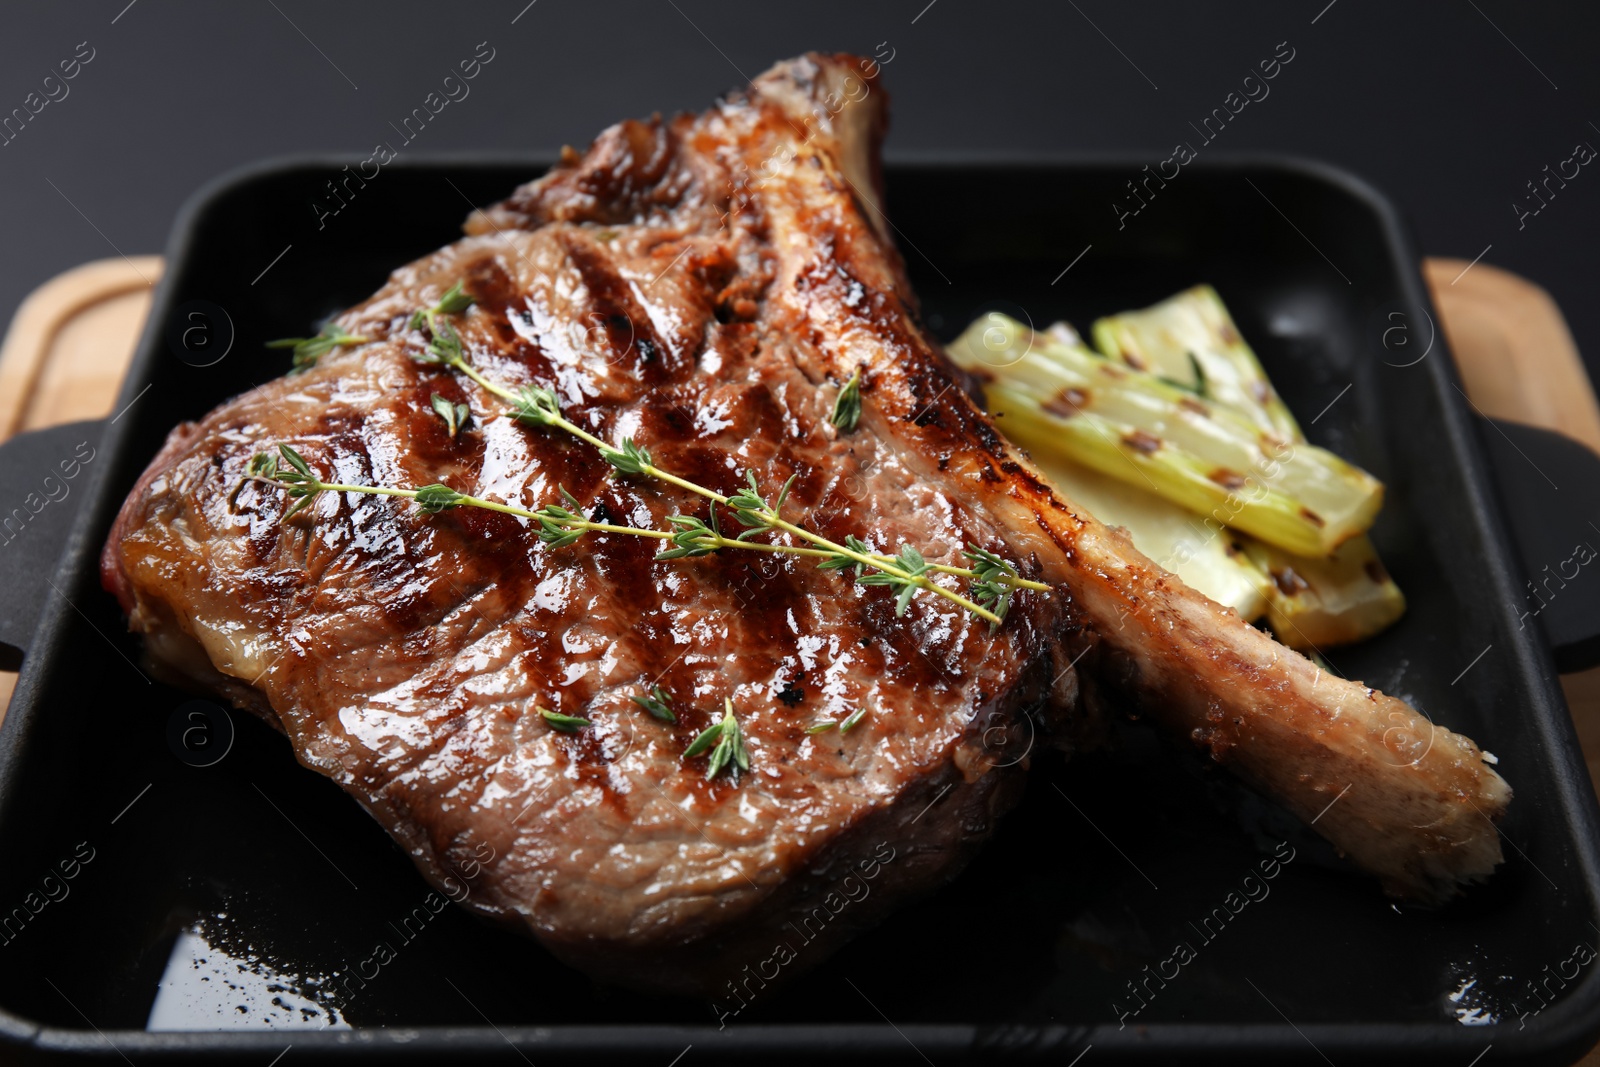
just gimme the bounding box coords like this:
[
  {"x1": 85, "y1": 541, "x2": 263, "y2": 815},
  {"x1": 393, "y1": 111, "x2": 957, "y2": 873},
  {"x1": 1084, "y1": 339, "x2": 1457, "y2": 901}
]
[{"x1": 103, "y1": 53, "x2": 1511, "y2": 993}]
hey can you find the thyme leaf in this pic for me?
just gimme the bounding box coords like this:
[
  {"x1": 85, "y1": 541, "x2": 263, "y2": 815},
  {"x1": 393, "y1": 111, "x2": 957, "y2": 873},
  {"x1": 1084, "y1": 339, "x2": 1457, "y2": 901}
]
[
  {"x1": 539, "y1": 707, "x2": 592, "y2": 732},
  {"x1": 655, "y1": 514, "x2": 720, "y2": 560},
  {"x1": 512, "y1": 384, "x2": 564, "y2": 427},
  {"x1": 413, "y1": 484, "x2": 466, "y2": 513},
  {"x1": 420, "y1": 321, "x2": 466, "y2": 366},
  {"x1": 410, "y1": 281, "x2": 476, "y2": 332},
  {"x1": 830, "y1": 367, "x2": 862, "y2": 432},
  {"x1": 430, "y1": 393, "x2": 471, "y2": 437},
  {"x1": 817, "y1": 535, "x2": 874, "y2": 577},
  {"x1": 630, "y1": 685, "x2": 675, "y2": 723},
  {"x1": 531, "y1": 491, "x2": 588, "y2": 548},
  {"x1": 681, "y1": 719, "x2": 724, "y2": 760},
  {"x1": 266, "y1": 323, "x2": 368, "y2": 374},
  {"x1": 434, "y1": 280, "x2": 474, "y2": 316},
  {"x1": 602, "y1": 437, "x2": 653, "y2": 475},
  {"x1": 1158, "y1": 351, "x2": 1210, "y2": 399}
]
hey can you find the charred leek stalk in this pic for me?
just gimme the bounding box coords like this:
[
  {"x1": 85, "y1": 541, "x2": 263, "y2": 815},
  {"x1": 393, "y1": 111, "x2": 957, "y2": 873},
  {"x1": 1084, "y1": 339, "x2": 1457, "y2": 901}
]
[
  {"x1": 1028, "y1": 449, "x2": 1272, "y2": 620},
  {"x1": 1090, "y1": 286, "x2": 1404, "y2": 648},
  {"x1": 947, "y1": 315, "x2": 1382, "y2": 557},
  {"x1": 1090, "y1": 284, "x2": 1300, "y2": 440},
  {"x1": 1244, "y1": 536, "x2": 1406, "y2": 650}
]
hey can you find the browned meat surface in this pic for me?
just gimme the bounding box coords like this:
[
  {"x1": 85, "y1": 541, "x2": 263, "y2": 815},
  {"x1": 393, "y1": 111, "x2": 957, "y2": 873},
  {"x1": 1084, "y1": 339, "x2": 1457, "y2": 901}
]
[{"x1": 103, "y1": 53, "x2": 1509, "y2": 993}]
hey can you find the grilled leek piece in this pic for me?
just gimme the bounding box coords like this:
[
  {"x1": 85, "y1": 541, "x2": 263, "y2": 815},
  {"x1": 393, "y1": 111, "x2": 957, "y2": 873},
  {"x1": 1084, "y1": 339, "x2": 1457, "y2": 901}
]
[
  {"x1": 1090, "y1": 286, "x2": 1406, "y2": 647},
  {"x1": 1091, "y1": 284, "x2": 1301, "y2": 440},
  {"x1": 1244, "y1": 536, "x2": 1406, "y2": 650},
  {"x1": 947, "y1": 314, "x2": 1382, "y2": 557},
  {"x1": 1029, "y1": 450, "x2": 1272, "y2": 620}
]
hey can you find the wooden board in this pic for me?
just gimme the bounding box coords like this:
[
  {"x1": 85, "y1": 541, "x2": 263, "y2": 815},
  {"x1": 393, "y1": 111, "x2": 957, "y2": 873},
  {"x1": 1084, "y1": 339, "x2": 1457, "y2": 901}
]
[
  {"x1": 1427, "y1": 258, "x2": 1600, "y2": 455},
  {"x1": 0, "y1": 256, "x2": 162, "y2": 437},
  {"x1": 0, "y1": 256, "x2": 160, "y2": 717},
  {"x1": 2, "y1": 255, "x2": 1597, "y2": 1059}
]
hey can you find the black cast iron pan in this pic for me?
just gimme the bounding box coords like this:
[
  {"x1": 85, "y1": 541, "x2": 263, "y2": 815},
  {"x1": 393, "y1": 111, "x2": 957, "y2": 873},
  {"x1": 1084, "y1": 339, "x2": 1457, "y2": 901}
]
[{"x1": 0, "y1": 155, "x2": 1596, "y2": 1064}]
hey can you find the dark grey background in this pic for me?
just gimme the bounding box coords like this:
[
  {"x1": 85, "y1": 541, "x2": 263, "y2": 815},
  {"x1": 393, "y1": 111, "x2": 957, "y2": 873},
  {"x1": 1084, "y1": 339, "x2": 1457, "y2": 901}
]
[{"x1": 4, "y1": 1, "x2": 1598, "y2": 379}]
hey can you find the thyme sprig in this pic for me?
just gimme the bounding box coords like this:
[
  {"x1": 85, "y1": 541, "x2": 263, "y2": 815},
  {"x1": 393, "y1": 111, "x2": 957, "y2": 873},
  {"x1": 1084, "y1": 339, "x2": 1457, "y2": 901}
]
[
  {"x1": 242, "y1": 447, "x2": 854, "y2": 578},
  {"x1": 682, "y1": 698, "x2": 749, "y2": 781},
  {"x1": 255, "y1": 446, "x2": 1041, "y2": 618},
  {"x1": 266, "y1": 322, "x2": 369, "y2": 374}
]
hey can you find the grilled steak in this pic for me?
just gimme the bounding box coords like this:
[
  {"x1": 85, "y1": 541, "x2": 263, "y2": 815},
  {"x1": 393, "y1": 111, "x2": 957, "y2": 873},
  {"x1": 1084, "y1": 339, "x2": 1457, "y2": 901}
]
[{"x1": 103, "y1": 52, "x2": 1510, "y2": 993}]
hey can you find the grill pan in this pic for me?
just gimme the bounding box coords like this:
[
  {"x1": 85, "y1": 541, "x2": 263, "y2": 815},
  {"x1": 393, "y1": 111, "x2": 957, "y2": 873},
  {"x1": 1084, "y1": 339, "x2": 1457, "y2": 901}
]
[{"x1": 0, "y1": 155, "x2": 1597, "y2": 1064}]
